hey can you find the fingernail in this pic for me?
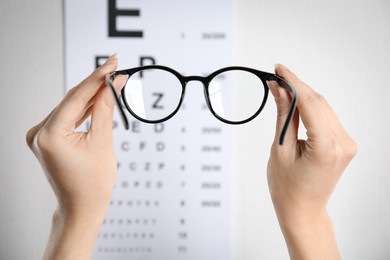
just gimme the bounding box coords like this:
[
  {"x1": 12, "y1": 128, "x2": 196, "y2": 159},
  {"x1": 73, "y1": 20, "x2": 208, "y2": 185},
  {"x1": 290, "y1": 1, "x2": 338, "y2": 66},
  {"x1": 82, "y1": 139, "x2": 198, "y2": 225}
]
[
  {"x1": 104, "y1": 53, "x2": 117, "y2": 65},
  {"x1": 267, "y1": 80, "x2": 280, "y2": 98},
  {"x1": 274, "y1": 63, "x2": 282, "y2": 74},
  {"x1": 274, "y1": 64, "x2": 281, "y2": 75},
  {"x1": 276, "y1": 63, "x2": 291, "y2": 74}
]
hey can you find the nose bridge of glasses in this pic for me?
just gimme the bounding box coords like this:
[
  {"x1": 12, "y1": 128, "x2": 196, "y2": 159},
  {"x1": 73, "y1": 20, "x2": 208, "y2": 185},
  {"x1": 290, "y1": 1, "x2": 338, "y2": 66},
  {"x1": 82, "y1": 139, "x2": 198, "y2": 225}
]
[
  {"x1": 181, "y1": 76, "x2": 210, "y2": 109},
  {"x1": 183, "y1": 75, "x2": 209, "y2": 85}
]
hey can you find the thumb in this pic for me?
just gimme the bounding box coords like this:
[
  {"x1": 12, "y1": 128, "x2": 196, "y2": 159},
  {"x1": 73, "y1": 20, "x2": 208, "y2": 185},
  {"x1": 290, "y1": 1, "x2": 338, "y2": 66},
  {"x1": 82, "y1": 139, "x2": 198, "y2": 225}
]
[
  {"x1": 90, "y1": 74, "x2": 128, "y2": 136},
  {"x1": 267, "y1": 79, "x2": 298, "y2": 147}
]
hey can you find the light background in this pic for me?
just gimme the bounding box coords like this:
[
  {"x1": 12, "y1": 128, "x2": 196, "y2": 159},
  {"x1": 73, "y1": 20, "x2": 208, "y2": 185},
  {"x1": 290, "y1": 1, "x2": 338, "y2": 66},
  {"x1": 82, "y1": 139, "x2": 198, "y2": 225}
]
[{"x1": 1, "y1": 0, "x2": 389, "y2": 259}]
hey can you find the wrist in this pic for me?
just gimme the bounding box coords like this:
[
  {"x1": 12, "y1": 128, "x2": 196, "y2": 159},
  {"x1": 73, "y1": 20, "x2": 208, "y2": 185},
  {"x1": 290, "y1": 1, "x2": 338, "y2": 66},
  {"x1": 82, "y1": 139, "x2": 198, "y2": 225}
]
[
  {"x1": 57, "y1": 200, "x2": 110, "y2": 223},
  {"x1": 54, "y1": 204, "x2": 107, "y2": 229},
  {"x1": 43, "y1": 207, "x2": 106, "y2": 260},
  {"x1": 274, "y1": 202, "x2": 328, "y2": 230},
  {"x1": 275, "y1": 206, "x2": 341, "y2": 260}
]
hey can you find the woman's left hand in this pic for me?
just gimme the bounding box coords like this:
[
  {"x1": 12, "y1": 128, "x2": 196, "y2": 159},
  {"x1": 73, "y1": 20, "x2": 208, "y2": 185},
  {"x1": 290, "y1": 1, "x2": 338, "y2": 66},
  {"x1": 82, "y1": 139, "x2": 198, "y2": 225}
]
[{"x1": 26, "y1": 54, "x2": 127, "y2": 259}]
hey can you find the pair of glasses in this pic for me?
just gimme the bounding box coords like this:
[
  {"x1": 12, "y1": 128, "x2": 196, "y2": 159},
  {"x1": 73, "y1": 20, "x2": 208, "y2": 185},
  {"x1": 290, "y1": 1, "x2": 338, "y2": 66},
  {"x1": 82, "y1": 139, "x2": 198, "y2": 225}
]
[{"x1": 105, "y1": 65, "x2": 297, "y2": 145}]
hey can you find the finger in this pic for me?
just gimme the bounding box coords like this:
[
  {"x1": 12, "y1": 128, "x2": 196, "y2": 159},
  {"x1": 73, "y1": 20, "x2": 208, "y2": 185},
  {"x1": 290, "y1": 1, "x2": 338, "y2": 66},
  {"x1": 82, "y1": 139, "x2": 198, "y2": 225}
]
[
  {"x1": 275, "y1": 64, "x2": 334, "y2": 143},
  {"x1": 267, "y1": 80, "x2": 299, "y2": 147},
  {"x1": 89, "y1": 74, "x2": 128, "y2": 136},
  {"x1": 48, "y1": 54, "x2": 118, "y2": 133},
  {"x1": 74, "y1": 73, "x2": 127, "y2": 130},
  {"x1": 75, "y1": 103, "x2": 94, "y2": 129}
]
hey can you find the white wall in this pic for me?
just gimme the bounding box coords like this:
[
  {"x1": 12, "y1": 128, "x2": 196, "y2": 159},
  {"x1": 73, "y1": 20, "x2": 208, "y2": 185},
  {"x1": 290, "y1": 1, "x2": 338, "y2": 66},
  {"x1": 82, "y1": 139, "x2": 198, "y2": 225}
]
[
  {"x1": 232, "y1": 1, "x2": 390, "y2": 259},
  {"x1": 0, "y1": 0, "x2": 63, "y2": 259},
  {"x1": 1, "y1": 0, "x2": 389, "y2": 259}
]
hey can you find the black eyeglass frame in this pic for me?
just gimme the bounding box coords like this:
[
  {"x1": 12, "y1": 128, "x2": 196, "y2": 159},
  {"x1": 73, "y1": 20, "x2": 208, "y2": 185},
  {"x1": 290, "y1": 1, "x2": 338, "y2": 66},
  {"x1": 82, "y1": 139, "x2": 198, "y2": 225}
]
[{"x1": 105, "y1": 65, "x2": 297, "y2": 145}]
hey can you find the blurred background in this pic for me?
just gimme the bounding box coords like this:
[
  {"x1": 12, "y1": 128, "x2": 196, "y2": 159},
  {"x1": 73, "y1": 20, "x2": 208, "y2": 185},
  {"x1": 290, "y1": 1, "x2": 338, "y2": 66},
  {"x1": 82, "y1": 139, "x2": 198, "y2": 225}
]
[{"x1": 1, "y1": 0, "x2": 389, "y2": 259}]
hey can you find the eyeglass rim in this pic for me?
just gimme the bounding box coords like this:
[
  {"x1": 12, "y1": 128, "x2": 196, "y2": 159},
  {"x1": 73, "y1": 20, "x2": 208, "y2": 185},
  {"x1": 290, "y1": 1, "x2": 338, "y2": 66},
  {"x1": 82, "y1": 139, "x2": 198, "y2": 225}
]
[
  {"x1": 105, "y1": 65, "x2": 297, "y2": 145},
  {"x1": 119, "y1": 65, "x2": 270, "y2": 125}
]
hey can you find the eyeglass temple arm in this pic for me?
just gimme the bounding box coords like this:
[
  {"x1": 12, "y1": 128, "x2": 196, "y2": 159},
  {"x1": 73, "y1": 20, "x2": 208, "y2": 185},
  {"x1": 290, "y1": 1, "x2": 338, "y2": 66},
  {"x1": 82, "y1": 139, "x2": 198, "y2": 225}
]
[
  {"x1": 272, "y1": 75, "x2": 298, "y2": 145},
  {"x1": 105, "y1": 72, "x2": 130, "y2": 130}
]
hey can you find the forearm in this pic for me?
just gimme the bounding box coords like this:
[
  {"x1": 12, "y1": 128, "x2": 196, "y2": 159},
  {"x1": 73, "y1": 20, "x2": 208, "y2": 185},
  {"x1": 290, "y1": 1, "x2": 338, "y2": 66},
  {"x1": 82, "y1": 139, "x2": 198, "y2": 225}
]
[
  {"x1": 43, "y1": 207, "x2": 105, "y2": 260},
  {"x1": 276, "y1": 208, "x2": 341, "y2": 260}
]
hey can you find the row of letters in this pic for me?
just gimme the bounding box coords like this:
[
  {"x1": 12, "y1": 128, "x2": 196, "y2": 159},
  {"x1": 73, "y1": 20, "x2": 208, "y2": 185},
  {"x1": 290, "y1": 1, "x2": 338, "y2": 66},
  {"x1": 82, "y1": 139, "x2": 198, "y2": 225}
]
[{"x1": 117, "y1": 162, "x2": 223, "y2": 172}]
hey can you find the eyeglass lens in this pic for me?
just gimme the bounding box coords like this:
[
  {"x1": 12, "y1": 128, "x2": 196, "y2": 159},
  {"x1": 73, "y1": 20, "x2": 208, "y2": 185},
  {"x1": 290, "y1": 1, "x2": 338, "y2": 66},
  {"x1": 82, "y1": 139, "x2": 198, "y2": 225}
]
[
  {"x1": 208, "y1": 70, "x2": 265, "y2": 122},
  {"x1": 122, "y1": 68, "x2": 266, "y2": 123},
  {"x1": 123, "y1": 69, "x2": 183, "y2": 121}
]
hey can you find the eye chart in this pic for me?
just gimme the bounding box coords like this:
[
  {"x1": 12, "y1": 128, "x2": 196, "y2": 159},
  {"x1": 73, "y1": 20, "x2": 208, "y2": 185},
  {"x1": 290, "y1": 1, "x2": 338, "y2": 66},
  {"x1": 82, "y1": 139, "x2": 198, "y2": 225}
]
[{"x1": 64, "y1": 0, "x2": 233, "y2": 259}]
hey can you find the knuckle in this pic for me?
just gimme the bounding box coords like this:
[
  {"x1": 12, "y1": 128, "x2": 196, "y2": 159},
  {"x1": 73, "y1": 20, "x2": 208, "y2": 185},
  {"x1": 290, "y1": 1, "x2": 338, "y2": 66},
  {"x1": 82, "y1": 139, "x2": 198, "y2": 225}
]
[
  {"x1": 316, "y1": 138, "x2": 340, "y2": 165},
  {"x1": 65, "y1": 86, "x2": 78, "y2": 97},
  {"x1": 305, "y1": 91, "x2": 323, "y2": 104},
  {"x1": 26, "y1": 125, "x2": 55, "y2": 155},
  {"x1": 26, "y1": 126, "x2": 38, "y2": 150},
  {"x1": 332, "y1": 140, "x2": 345, "y2": 161},
  {"x1": 317, "y1": 134, "x2": 357, "y2": 166},
  {"x1": 274, "y1": 92, "x2": 291, "y2": 118},
  {"x1": 300, "y1": 91, "x2": 327, "y2": 114},
  {"x1": 276, "y1": 103, "x2": 289, "y2": 118},
  {"x1": 105, "y1": 101, "x2": 116, "y2": 111},
  {"x1": 335, "y1": 136, "x2": 358, "y2": 163},
  {"x1": 316, "y1": 93, "x2": 327, "y2": 104},
  {"x1": 35, "y1": 127, "x2": 56, "y2": 153},
  {"x1": 92, "y1": 63, "x2": 113, "y2": 80},
  {"x1": 65, "y1": 85, "x2": 91, "y2": 105},
  {"x1": 344, "y1": 137, "x2": 358, "y2": 160},
  {"x1": 103, "y1": 95, "x2": 116, "y2": 110}
]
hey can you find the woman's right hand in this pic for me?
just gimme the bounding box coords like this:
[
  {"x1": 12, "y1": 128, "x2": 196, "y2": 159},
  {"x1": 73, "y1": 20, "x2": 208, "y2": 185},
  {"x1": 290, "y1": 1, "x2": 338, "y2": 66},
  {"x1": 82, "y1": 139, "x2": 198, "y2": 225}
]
[{"x1": 267, "y1": 64, "x2": 357, "y2": 259}]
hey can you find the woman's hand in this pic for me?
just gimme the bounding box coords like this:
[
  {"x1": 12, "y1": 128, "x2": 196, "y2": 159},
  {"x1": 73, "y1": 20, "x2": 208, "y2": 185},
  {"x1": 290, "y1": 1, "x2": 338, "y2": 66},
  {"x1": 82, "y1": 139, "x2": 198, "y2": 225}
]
[
  {"x1": 267, "y1": 64, "x2": 357, "y2": 260},
  {"x1": 26, "y1": 54, "x2": 127, "y2": 259}
]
